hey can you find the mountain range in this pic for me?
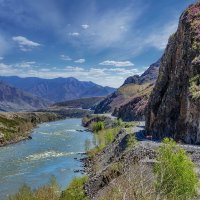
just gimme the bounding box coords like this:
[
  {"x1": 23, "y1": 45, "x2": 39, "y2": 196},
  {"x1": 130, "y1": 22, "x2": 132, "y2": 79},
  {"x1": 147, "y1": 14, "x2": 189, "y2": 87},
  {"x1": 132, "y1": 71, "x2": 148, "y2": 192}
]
[{"x1": 0, "y1": 77, "x2": 115, "y2": 111}]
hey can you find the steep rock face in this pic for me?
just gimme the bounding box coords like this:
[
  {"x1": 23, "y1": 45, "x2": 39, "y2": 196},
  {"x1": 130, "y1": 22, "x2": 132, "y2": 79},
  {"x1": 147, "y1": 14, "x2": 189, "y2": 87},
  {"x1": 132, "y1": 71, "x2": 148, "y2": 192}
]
[
  {"x1": 114, "y1": 83, "x2": 154, "y2": 121},
  {"x1": 0, "y1": 82, "x2": 49, "y2": 111},
  {"x1": 146, "y1": 2, "x2": 200, "y2": 144}
]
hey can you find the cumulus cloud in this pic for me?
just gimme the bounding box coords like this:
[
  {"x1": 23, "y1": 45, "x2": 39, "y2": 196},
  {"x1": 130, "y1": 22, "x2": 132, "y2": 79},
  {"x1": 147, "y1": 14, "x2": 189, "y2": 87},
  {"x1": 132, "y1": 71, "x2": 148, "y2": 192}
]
[
  {"x1": 74, "y1": 58, "x2": 85, "y2": 63},
  {"x1": 100, "y1": 60, "x2": 134, "y2": 67},
  {"x1": 12, "y1": 36, "x2": 41, "y2": 51},
  {"x1": 60, "y1": 54, "x2": 72, "y2": 61},
  {"x1": 16, "y1": 61, "x2": 36, "y2": 68},
  {"x1": 69, "y1": 32, "x2": 80, "y2": 37},
  {"x1": 0, "y1": 61, "x2": 142, "y2": 87},
  {"x1": 81, "y1": 24, "x2": 90, "y2": 29},
  {"x1": 0, "y1": 62, "x2": 10, "y2": 70}
]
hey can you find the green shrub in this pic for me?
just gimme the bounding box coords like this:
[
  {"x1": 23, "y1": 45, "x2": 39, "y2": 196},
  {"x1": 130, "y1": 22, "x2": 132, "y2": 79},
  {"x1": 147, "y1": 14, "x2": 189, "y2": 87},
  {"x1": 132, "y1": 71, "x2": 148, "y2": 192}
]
[
  {"x1": 9, "y1": 184, "x2": 33, "y2": 200},
  {"x1": 126, "y1": 134, "x2": 137, "y2": 149},
  {"x1": 154, "y1": 138, "x2": 199, "y2": 200},
  {"x1": 9, "y1": 176, "x2": 60, "y2": 200},
  {"x1": 60, "y1": 176, "x2": 88, "y2": 200},
  {"x1": 92, "y1": 121, "x2": 105, "y2": 132},
  {"x1": 115, "y1": 118, "x2": 123, "y2": 126}
]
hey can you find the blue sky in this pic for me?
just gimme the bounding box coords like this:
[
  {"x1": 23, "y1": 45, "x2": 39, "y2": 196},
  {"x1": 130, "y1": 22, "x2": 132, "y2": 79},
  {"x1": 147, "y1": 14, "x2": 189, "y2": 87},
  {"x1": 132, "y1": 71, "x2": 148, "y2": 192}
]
[{"x1": 0, "y1": 0, "x2": 197, "y2": 87}]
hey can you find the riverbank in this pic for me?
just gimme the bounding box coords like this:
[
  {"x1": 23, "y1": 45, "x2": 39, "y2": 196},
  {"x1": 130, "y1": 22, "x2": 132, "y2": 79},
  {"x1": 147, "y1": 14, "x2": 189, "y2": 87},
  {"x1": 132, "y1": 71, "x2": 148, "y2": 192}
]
[
  {"x1": 0, "y1": 112, "x2": 65, "y2": 147},
  {"x1": 0, "y1": 118, "x2": 94, "y2": 199},
  {"x1": 0, "y1": 107, "x2": 92, "y2": 147},
  {"x1": 82, "y1": 116, "x2": 200, "y2": 199}
]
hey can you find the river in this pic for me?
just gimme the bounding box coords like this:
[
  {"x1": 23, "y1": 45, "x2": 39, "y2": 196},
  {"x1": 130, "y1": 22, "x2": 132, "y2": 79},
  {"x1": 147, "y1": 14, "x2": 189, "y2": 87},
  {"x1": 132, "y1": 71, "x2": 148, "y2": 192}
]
[{"x1": 0, "y1": 118, "x2": 94, "y2": 200}]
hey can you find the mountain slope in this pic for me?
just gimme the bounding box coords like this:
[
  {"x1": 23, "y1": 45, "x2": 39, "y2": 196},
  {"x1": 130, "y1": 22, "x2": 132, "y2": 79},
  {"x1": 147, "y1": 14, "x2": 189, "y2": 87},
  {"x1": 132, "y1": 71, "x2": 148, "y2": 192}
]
[
  {"x1": 123, "y1": 60, "x2": 160, "y2": 85},
  {"x1": 94, "y1": 60, "x2": 160, "y2": 120},
  {"x1": 0, "y1": 76, "x2": 115, "y2": 102},
  {"x1": 0, "y1": 82, "x2": 49, "y2": 111},
  {"x1": 146, "y1": 2, "x2": 200, "y2": 144}
]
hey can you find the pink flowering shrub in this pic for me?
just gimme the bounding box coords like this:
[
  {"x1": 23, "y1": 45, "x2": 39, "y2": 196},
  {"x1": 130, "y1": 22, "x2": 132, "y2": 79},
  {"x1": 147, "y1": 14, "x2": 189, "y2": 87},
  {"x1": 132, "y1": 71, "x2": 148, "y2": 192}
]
[{"x1": 187, "y1": 3, "x2": 200, "y2": 49}]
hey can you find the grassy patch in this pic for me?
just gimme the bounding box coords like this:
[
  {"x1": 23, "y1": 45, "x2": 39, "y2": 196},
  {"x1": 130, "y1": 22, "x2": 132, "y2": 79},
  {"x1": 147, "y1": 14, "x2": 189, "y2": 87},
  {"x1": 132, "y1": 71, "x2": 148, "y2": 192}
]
[
  {"x1": 60, "y1": 176, "x2": 88, "y2": 200},
  {"x1": 9, "y1": 176, "x2": 60, "y2": 200}
]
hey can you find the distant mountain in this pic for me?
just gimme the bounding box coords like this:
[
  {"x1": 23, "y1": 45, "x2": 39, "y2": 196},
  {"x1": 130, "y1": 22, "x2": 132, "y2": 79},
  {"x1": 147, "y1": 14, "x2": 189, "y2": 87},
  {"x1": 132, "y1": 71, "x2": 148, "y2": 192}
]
[
  {"x1": 123, "y1": 59, "x2": 160, "y2": 85},
  {"x1": 0, "y1": 76, "x2": 116, "y2": 102},
  {"x1": 0, "y1": 82, "x2": 49, "y2": 112},
  {"x1": 94, "y1": 60, "x2": 160, "y2": 121}
]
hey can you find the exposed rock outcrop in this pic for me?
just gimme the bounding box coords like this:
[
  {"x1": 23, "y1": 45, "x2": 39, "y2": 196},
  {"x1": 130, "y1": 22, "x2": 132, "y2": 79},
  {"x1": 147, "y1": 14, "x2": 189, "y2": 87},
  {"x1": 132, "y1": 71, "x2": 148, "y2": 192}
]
[
  {"x1": 123, "y1": 60, "x2": 160, "y2": 86},
  {"x1": 113, "y1": 83, "x2": 154, "y2": 121},
  {"x1": 146, "y1": 2, "x2": 200, "y2": 144}
]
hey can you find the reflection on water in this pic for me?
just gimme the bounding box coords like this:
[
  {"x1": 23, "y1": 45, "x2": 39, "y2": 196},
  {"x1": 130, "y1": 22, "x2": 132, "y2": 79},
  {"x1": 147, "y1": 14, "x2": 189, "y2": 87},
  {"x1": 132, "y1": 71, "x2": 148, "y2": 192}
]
[{"x1": 0, "y1": 118, "x2": 94, "y2": 200}]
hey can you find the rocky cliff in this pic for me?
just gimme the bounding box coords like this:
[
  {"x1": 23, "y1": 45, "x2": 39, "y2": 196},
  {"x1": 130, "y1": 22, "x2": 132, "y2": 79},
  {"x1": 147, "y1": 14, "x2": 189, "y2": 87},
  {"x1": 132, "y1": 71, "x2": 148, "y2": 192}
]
[{"x1": 146, "y1": 2, "x2": 200, "y2": 144}]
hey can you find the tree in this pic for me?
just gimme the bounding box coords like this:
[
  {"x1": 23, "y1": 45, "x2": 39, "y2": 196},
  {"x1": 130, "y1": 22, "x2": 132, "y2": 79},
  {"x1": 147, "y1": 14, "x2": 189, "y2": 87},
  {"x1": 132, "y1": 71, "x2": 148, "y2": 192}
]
[{"x1": 154, "y1": 138, "x2": 199, "y2": 200}]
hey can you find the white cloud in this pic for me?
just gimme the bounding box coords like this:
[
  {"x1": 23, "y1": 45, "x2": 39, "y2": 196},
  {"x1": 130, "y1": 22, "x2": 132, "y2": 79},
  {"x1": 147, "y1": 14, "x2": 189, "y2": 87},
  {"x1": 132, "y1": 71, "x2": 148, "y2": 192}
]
[
  {"x1": 12, "y1": 36, "x2": 41, "y2": 51},
  {"x1": 0, "y1": 56, "x2": 4, "y2": 60},
  {"x1": 81, "y1": 24, "x2": 90, "y2": 29},
  {"x1": 0, "y1": 61, "x2": 142, "y2": 87},
  {"x1": 0, "y1": 63, "x2": 10, "y2": 70},
  {"x1": 74, "y1": 58, "x2": 85, "y2": 63},
  {"x1": 100, "y1": 60, "x2": 134, "y2": 67},
  {"x1": 16, "y1": 61, "x2": 36, "y2": 68},
  {"x1": 60, "y1": 54, "x2": 72, "y2": 61},
  {"x1": 69, "y1": 32, "x2": 80, "y2": 37}
]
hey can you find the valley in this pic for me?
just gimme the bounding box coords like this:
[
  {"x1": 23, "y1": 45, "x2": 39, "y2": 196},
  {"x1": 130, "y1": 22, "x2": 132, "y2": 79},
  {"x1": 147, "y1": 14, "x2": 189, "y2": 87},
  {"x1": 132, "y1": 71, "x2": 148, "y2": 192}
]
[{"x1": 1, "y1": 0, "x2": 200, "y2": 200}]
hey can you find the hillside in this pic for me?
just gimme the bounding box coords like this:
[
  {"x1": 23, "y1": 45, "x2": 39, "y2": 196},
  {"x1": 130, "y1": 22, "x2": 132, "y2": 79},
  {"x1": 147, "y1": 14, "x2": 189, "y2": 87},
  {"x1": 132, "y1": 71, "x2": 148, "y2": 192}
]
[
  {"x1": 146, "y1": 1, "x2": 200, "y2": 144},
  {"x1": 52, "y1": 96, "x2": 105, "y2": 109},
  {"x1": 94, "y1": 60, "x2": 160, "y2": 121},
  {"x1": 0, "y1": 82, "x2": 49, "y2": 112},
  {"x1": 0, "y1": 112, "x2": 64, "y2": 146},
  {"x1": 0, "y1": 76, "x2": 115, "y2": 102}
]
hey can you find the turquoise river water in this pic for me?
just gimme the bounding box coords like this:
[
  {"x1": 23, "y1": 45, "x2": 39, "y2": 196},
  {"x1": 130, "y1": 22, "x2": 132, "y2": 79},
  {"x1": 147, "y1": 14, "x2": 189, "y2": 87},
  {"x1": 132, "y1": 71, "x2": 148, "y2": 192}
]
[{"x1": 0, "y1": 118, "x2": 94, "y2": 200}]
